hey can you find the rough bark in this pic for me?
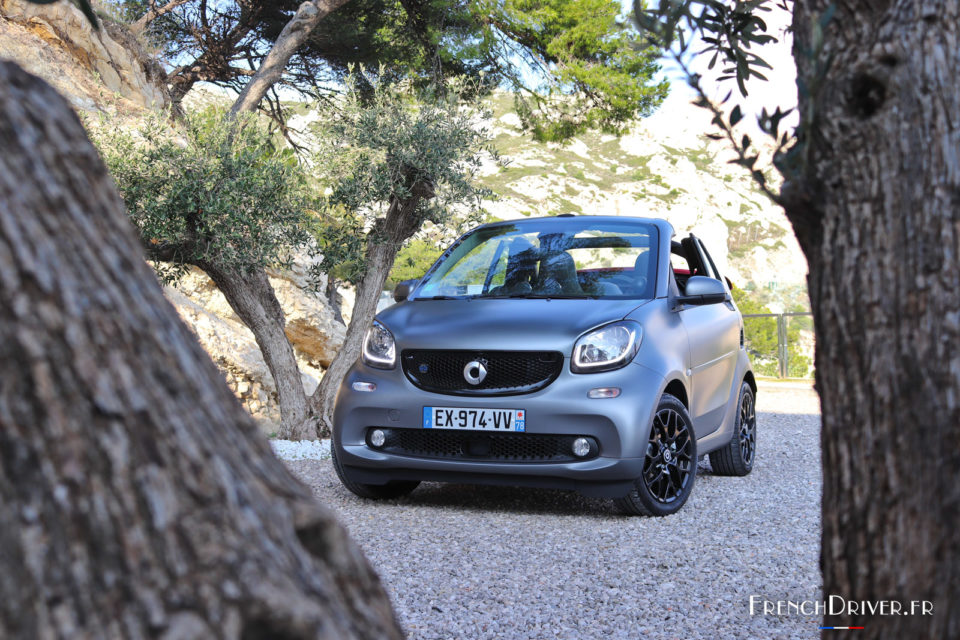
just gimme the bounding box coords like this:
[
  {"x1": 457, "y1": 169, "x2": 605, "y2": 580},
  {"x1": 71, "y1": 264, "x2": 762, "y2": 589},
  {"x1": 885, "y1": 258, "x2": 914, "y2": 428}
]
[
  {"x1": 0, "y1": 61, "x2": 403, "y2": 639},
  {"x1": 325, "y1": 275, "x2": 345, "y2": 325},
  {"x1": 311, "y1": 241, "x2": 397, "y2": 437},
  {"x1": 310, "y1": 185, "x2": 434, "y2": 437},
  {"x1": 197, "y1": 261, "x2": 315, "y2": 441},
  {"x1": 229, "y1": 0, "x2": 351, "y2": 116},
  {"x1": 784, "y1": 1, "x2": 960, "y2": 637}
]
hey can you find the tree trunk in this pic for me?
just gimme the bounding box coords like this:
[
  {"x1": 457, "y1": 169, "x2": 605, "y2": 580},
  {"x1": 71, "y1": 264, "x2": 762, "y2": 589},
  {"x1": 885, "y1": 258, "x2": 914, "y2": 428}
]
[
  {"x1": 310, "y1": 241, "x2": 397, "y2": 437},
  {"x1": 130, "y1": 0, "x2": 191, "y2": 34},
  {"x1": 0, "y1": 61, "x2": 403, "y2": 639},
  {"x1": 168, "y1": 61, "x2": 218, "y2": 107},
  {"x1": 197, "y1": 261, "x2": 315, "y2": 440},
  {"x1": 229, "y1": 0, "x2": 351, "y2": 116},
  {"x1": 310, "y1": 187, "x2": 434, "y2": 437},
  {"x1": 785, "y1": 2, "x2": 959, "y2": 637},
  {"x1": 325, "y1": 275, "x2": 345, "y2": 325}
]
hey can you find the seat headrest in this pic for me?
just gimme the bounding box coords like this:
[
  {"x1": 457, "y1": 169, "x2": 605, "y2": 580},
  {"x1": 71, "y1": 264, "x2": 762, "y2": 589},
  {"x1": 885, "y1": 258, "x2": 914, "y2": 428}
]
[{"x1": 537, "y1": 252, "x2": 582, "y2": 295}]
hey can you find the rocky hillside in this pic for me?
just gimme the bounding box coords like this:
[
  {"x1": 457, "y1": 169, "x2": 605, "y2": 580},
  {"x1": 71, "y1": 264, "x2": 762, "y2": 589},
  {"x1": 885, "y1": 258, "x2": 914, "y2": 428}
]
[
  {"x1": 0, "y1": 0, "x2": 166, "y2": 111},
  {"x1": 478, "y1": 93, "x2": 808, "y2": 305}
]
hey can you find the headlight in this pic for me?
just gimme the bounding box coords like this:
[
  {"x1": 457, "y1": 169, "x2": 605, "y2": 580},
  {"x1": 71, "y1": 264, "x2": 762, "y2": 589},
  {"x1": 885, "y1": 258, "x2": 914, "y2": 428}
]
[
  {"x1": 571, "y1": 321, "x2": 641, "y2": 373},
  {"x1": 362, "y1": 321, "x2": 396, "y2": 369}
]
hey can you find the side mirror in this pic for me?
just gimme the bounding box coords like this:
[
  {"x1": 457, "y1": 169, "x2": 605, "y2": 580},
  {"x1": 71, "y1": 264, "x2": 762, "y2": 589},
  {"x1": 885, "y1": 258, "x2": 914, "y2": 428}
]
[
  {"x1": 676, "y1": 276, "x2": 728, "y2": 306},
  {"x1": 393, "y1": 279, "x2": 419, "y2": 302}
]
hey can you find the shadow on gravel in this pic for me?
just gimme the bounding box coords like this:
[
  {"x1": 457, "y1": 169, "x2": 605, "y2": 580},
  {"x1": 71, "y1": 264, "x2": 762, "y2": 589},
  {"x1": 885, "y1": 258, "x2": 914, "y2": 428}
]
[
  {"x1": 368, "y1": 465, "x2": 715, "y2": 519},
  {"x1": 390, "y1": 483, "x2": 621, "y2": 517}
]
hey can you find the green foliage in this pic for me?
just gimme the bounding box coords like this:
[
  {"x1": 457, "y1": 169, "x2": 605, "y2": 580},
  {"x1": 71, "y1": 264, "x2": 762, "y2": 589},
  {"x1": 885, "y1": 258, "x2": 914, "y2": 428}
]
[
  {"x1": 91, "y1": 108, "x2": 314, "y2": 282},
  {"x1": 308, "y1": 206, "x2": 368, "y2": 286},
  {"x1": 632, "y1": 0, "x2": 794, "y2": 201},
  {"x1": 108, "y1": 0, "x2": 666, "y2": 141},
  {"x1": 732, "y1": 286, "x2": 812, "y2": 378},
  {"x1": 388, "y1": 238, "x2": 444, "y2": 286},
  {"x1": 498, "y1": 0, "x2": 668, "y2": 139},
  {"x1": 633, "y1": 0, "x2": 778, "y2": 96},
  {"x1": 313, "y1": 75, "x2": 494, "y2": 246}
]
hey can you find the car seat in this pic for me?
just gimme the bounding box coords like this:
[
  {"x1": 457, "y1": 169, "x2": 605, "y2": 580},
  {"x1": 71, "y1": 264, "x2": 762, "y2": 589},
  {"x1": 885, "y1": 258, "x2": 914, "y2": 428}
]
[
  {"x1": 633, "y1": 251, "x2": 651, "y2": 296},
  {"x1": 487, "y1": 239, "x2": 536, "y2": 295},
  {"x1": 535, "y1": 252, "x2": 584, "y2": 295}
]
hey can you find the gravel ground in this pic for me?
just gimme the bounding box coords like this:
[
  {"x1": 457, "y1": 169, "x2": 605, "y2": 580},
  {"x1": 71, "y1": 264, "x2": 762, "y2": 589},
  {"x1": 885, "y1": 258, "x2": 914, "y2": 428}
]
[
  {"x1": 271, "y1": 438, "x2": 331, "y2": 460},
  {"x1": 285, "y1": 384, "x2": 823, "y2": 639}
]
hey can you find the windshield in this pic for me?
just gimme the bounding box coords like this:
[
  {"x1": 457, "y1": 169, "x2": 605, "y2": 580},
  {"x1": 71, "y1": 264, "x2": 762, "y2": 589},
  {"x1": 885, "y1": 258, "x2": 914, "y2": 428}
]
[{"x1": 412, "y1": 218, "x2": 659, "y2": 300}]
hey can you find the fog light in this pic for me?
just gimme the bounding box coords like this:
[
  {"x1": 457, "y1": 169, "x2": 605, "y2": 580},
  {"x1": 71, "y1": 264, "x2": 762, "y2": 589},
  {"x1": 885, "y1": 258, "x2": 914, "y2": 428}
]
[
  {"x1": 352, "y1": 381, "x2": 377, "y2": 392},
  {"x1": 572, "y1": 437, "x2": 592, "y2": 457},
  {"x1": 587, "y1": 387, "x2": 621, "y2": 399},
  {"x1": 369, "y1": 429, "x2": 386, "y2": 448}
]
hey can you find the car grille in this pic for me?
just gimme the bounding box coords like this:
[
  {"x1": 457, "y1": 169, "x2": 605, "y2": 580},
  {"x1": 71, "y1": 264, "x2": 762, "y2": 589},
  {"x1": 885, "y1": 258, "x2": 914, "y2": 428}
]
[
  {"x1": 401, "y1": 349, "x2": 563, "y2": 396},
  {"x1": 371, "y1": 428, "x2": 592, "y2": 462}
]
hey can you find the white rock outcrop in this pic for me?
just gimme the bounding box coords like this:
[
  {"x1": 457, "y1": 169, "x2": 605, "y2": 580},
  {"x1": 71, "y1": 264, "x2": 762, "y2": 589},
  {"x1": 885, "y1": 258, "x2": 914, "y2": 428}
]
[{"x1": 0, "y1": 0, "x2": 167, "y2": 109}]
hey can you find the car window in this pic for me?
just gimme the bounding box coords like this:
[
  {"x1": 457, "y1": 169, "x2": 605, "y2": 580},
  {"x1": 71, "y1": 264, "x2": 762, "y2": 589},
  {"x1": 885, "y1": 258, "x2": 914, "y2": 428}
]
[
  {"x1": 431, "y1": 238, "x2": 502, "y2": 296},
  {"x1": 414, "y1": 219, "x2": 659, "y2": 300}
]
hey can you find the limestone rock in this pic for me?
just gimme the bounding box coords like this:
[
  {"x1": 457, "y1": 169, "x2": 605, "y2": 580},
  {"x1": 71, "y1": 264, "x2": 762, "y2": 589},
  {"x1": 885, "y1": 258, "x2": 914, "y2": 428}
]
[{"x1": 0, "y1": 0, "x2": 167, "y2": 110}]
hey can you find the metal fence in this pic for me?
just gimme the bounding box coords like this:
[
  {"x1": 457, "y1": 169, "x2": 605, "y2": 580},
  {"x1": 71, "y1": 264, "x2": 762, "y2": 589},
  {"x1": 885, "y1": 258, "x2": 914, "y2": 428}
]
[{"x1": 741, "y1": 312, "x2": 815, "y2": 379}]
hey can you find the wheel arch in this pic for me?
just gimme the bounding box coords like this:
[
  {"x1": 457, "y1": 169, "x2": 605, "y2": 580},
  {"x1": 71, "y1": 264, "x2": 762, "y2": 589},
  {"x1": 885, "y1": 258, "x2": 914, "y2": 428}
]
[
  {"x1": 743, "y1": 370, "x2": 757, "y2": 395},
  {"x1": 663, "y1": 378, "x2": 689, "y2": 409}
]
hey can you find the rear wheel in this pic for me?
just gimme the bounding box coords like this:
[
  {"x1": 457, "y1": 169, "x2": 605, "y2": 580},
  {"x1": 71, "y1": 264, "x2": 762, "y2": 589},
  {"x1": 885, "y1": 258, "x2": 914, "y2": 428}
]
[
  {"x1": 615, "y1": 393, "x2": 697, "y2": 516},
  {"x1": 709, "y1": 381, "x2": 756, "y2": 476},
  {"x1": 331, "y1": 443, "x2": 420, "y2": 499}
]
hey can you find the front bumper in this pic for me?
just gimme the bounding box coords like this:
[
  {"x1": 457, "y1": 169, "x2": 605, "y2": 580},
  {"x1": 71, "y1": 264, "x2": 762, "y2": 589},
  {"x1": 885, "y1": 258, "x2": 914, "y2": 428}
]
[{"x1": 332, "y1": 358, "x2": 668, "y2": 498}]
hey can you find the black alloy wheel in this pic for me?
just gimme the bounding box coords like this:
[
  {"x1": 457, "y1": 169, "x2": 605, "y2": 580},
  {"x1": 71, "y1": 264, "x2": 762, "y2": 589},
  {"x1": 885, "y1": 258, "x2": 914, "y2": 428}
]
[
  {"x1": 616, "y1": 393, "x2": 697, "y2": 516},
  {"x1": 643, "y1": 405, "x2": 695, "y2": 504},
  {"x1": 738, "y1": 388, "x2": 756, "y2": 466},
  {"x1": 709, "y1": 381, "x2": 757, "y2": 476}
]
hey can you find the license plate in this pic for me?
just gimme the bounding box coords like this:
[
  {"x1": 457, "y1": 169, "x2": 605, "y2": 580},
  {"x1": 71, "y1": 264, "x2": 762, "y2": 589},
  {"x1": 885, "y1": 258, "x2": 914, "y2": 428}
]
[{"x1": 423, "y1": 406, "x2": 526, "y2": 432}]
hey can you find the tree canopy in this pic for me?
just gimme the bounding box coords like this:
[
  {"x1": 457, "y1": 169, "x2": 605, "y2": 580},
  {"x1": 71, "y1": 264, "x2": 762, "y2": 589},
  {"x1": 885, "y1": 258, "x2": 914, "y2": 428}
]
[
  {"x1": 107, "y1": 0, "x2": 667, "y2": 138},
  {"x1": 315, "y1": 77, "x2": 493, "y2": 234},
  {"x1": 91, "y1": 108, "x2": 315, "y2": 283}
]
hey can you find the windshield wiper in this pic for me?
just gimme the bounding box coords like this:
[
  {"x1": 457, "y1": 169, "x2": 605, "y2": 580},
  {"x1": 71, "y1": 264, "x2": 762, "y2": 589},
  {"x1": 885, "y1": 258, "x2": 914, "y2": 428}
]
[
  {"x1": 415, "y1": 295, "x2": 467, "y2": 300},
  {"x1": 500, "y1": 293, "x2": 600, "y2": 300}
]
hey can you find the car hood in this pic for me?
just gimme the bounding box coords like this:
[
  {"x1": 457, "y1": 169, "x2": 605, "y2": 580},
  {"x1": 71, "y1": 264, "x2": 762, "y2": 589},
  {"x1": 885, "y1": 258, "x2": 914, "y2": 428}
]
[{"x1": 377, "y1": 298, "x2": 651, "y2": 352}]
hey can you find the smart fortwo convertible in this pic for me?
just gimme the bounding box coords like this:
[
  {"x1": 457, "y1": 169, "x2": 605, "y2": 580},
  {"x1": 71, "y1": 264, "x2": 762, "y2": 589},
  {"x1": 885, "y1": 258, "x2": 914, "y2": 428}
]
[{"x1": 332, "y1": 215, "x2": 757, "y2": 515}]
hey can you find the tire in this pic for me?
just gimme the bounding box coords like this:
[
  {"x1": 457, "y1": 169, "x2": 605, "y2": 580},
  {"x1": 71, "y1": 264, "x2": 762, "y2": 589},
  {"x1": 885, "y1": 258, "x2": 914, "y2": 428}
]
[
  {"x1": 331, "y1": 443, "x2": 420, "y2": 500},
  {"x1": 709, "y1": 381, "x2": 756, "y2": 476},
  {"x1": 615, "y1": 393, "x2": 698, "y2": 516}
]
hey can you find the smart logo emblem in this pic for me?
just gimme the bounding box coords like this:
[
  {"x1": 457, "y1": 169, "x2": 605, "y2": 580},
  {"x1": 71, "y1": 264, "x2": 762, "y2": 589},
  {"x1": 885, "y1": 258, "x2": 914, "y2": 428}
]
[{"x1": 463, "y1": 360, "x2": 487, "y2": 385}]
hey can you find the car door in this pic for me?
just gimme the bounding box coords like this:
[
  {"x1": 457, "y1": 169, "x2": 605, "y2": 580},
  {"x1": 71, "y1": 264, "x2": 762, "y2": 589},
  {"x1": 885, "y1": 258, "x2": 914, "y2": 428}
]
[{"x1": 677, "y1": 236, "x2": 740, "y2": 437}]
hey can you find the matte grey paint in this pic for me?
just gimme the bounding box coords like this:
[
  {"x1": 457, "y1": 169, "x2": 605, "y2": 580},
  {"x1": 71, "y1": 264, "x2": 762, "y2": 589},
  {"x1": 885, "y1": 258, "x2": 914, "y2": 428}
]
[{"x1": 332, "y1": 216, "x2": 754, "y2": 498}]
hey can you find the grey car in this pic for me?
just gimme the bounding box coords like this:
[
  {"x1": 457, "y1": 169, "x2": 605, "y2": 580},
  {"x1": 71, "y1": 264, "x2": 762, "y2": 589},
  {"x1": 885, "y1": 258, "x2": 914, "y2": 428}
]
[{"x1": 332, "y1": 215, "x2": 757, "y2": 515}]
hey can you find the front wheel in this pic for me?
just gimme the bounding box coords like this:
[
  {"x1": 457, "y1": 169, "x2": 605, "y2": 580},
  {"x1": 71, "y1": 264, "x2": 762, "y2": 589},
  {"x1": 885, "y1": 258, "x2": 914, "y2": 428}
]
[
  {"x1": 331, "y1": 443, "x2": 420, "y2": 500},
  {"x1": 615, "y1": 393, "x2": 697, "y2": 516},
  {"x1": 709, "y1": 381, "x2": 756, "y2": 476}
]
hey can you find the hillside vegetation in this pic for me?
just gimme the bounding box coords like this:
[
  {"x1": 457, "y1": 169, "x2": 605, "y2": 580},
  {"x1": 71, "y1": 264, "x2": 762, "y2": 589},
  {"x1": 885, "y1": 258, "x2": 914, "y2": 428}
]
[{"x1": 473, "y1": 92, "x2": 808, "y2": 312}]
